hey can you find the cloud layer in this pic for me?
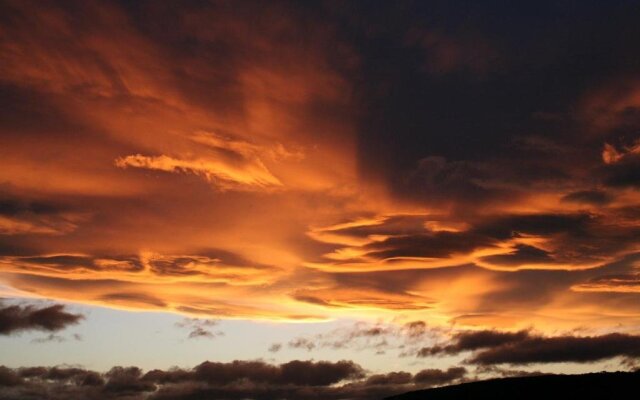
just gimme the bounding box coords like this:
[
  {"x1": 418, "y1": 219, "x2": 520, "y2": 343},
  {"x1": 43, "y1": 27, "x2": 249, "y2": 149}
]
[
  {"x1": 0, "y1": 360, "x2": 466, "y2": 400},
  {"x1": 2, "y1": 0, "x2": 640, "y2": 383}
]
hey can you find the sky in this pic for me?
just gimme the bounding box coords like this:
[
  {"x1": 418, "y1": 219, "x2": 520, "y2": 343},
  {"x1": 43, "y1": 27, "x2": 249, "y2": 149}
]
[{"x1": 2, "y1": 0, "x2": 640, "y2": 399}]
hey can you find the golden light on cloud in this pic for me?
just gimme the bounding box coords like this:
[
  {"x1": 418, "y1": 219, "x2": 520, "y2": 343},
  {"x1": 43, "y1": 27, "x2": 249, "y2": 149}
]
[{"x1": 115, "y1": 153, "x2": 282, "y2": 190}]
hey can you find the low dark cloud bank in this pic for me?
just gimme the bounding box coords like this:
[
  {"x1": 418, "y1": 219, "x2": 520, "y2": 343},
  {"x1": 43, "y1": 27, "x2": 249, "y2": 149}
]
[
  {"x1": 419, "y1": 329, "x2": 640, "y2": 365},
  {"x1": 0, "y1": 360, "x2": 467, "y2": 400}
]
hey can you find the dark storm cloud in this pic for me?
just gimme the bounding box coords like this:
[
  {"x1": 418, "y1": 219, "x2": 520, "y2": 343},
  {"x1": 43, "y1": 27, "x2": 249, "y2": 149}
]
[
  {"x1": 419, "y1": 329, "x2": 640, "y2": 365},
  {"x1": 0, "y1": 301, "x2": 83, "y2": 335},
  {"x1": 351, "y1": 0, "x2": 640, "y2": 201}
]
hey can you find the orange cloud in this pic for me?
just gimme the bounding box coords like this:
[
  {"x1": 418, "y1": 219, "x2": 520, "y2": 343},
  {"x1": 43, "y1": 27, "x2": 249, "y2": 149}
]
[
  {"x1": 115, "y1": 154, "x2": 282, "y2": 190},
  {"x1": 3, "y1": 0, "x2": 640, "y2": 340}
]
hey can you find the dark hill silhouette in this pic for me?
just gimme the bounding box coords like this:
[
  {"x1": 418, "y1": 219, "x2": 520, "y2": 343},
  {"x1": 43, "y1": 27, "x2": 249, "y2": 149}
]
[{"x1": 385, "y1": 371, "x2": 640, "y2": 400}]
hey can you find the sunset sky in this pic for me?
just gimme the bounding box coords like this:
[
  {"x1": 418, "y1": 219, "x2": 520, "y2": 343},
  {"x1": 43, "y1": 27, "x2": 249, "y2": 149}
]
[{"x1": 2, "y1": 1, "x2": 640, "y2": 399}]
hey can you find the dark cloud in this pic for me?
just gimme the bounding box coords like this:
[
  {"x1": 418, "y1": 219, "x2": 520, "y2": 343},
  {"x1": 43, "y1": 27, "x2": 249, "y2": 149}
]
[
  {"x1": 602, "y1": 154, "x2": 640, "y2": 188},
  {"x1": 561, "y1": 190, "x2": 613, "y2": 206},
  {"x1": 363, "y1": 231, "x2": 496, "y2": 260},
  {"x1": 321, "y1": 215, "x2": 432, "y2": 240},
  {"x1": 479, "y1": 245, "x2": 555, "y2": 267},
  {"x1": 18, "y1": 366, "x2": 104, "y2": 386},
  {"x1": 403, "y1": 321, "x2": 428, "y2": 339},
  {"x1": 470, "y1": 332, "x2": 640, "y2": 365},
  {"x1": 401, "y1": 156, "x2": 511, "y2": 206},
  {"x1": 0, "y1": 301, "x2": 83, "y2": 335},
  {"x1": 365, "y1": 372, "x2": 412, "y2": 385},
  {"x1": 419, "y1": 329, "x2": 530, "y2": 357},
  {"x1": 175, "y1": 318, "x2": 222, "y2": 340},
  {"x1": 288, "y1": 337, "x2": 316, "y2": 351},
  {"x1": 413, "y1": 367, "x2": 467, "y2": 385},
  {"x1": 278, "y1": 360, "x2": 365, "y2": 386},
  {"x1": 352, "y1": 0, "x2": 640, "y2": 202},
  {"x1": 474, "y1": 365, "x2": 545, "y2": 378},
  {"x1": 316, "y1": 207, "x2": 640, "y2": 273},
  {"x1": 473, "y1": 213, "x2": 591, "y2": 240},
  {"x1": 0, "y1": 193, "x2": 66, "y2": 217},
  {"x1": 31, "y1": 333, "x2": 66, "y2": 344},
  {"x1": 0, "y1": 361, "x2": 470, "y2": 400},
  {"x1": 104, "y1": 367, "x2": 156, "y2": 394},
  {"x1": 9, "y1": 254, "x2": 144, "y2": 273},
  {"x1": 0, "y1": 367, "x2": 22, "y2": 387},
  {"x1": 419, "y1": 329, "x2": 640, "y2": 365},
  {"x1": 278, "y1": 320, "x2": 441, "y2": 359},
  {"x1": 3, "y1": 250, "x2": 271, "y2": 280},
  {"x1": 268, "y1": 343, "x2": 282, "y2": 353},
  {"x1": 187, "y1": 327, "x2": 218, "y2": 339},
  {"x1": 0, "y1": 186, "x2": 81, "y2": 235},
  {"x1": 171, "y1": 360, "x2": 366, "y2": 387},
  {"x1": 572, "y1": 272, "x2": 640, "y2": 292}
]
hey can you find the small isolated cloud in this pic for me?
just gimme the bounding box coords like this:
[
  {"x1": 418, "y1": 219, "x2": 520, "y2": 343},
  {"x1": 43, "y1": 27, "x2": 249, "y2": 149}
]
[
  {"x1": 175, "y1": 318, "x2": 222, "y2": 340},
  {"x1": 268, "y1": 343, "x2": 282, "y2": 353},
  {"x1": 31, "y1": 333, "x2": 66, "y2": 344},
  {"x1": 288, "y1": 337, "x2": 316, "y2": 351},
  {"x1": 0, "y1": 301, "x2": 83, "y2": 335}
]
